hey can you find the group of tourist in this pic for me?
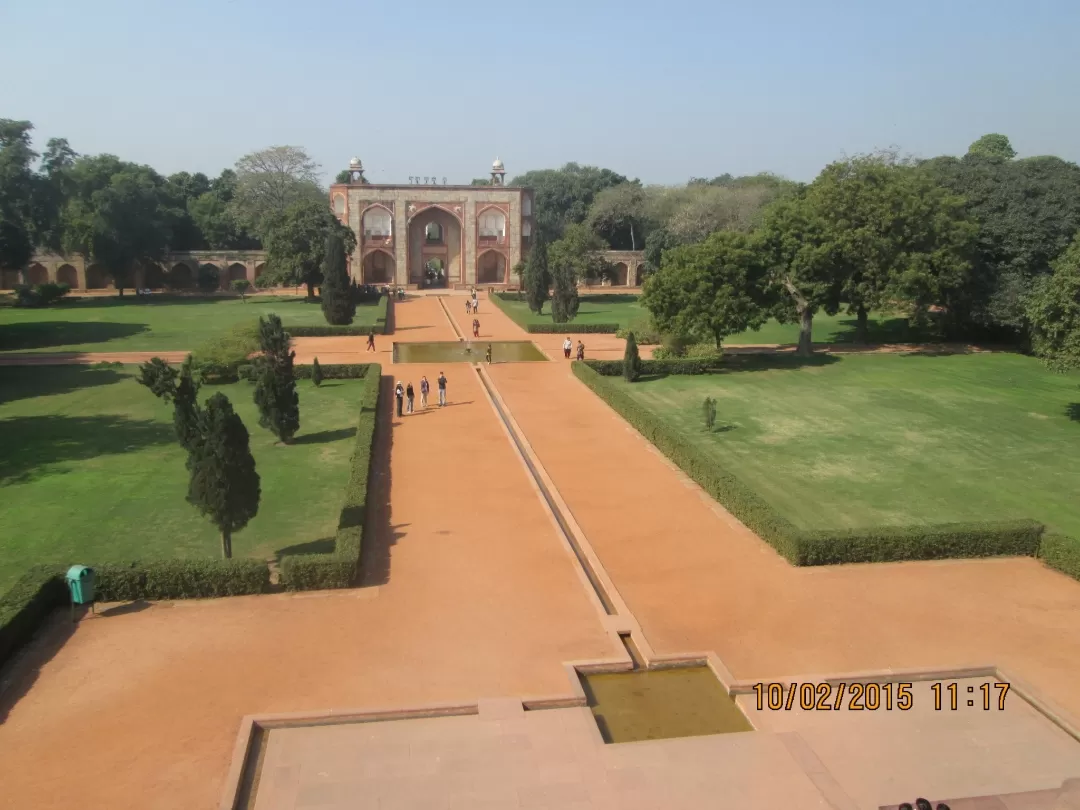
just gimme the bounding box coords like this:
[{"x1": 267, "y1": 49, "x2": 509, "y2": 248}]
[
  {"x1": 395, "y1": 372, "x2": 448, "y2": 417},
  {"x1": 562, "y1": 337, "x2": 585, "y2": 360}
]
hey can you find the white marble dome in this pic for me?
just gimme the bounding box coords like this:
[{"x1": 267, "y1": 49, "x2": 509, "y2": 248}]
[
  {"x1": 349, "y1": 157, "x2": 363, "y2": 170},
  {"x1": 492, "y1": 157, "x2": 504, "y2": 171}
]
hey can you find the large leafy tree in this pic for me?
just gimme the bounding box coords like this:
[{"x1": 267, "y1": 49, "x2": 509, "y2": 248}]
[
  {"x1": 165, "y1": 171, "x2": 212, "y2": 250},
  {"x1": 967, "y1": 133, "x2": 1016, "y2": 161},
  {"x1": 920, "y1": 143, "x2": 1080, "y2": 332},
  {"x1": 320, "y1": 231, "x2": 355, "y2": 325},
  {"x1": 1026, "y1": 235, "x2": 1080, "y2": 372},
  {"x1": 188, "y1": 170, "x2": 260, "y2": 250},
  {"x1": 32, "y1": 137, "x2": 78, "y2": 253},
  {"x1": 509, "y1": 163, "x2": 628, "y2": 243},
  {"x1": 810, "y1": 153, "x2": 976, "y2": 342},
  {"x1": 253, "y1": 313, "x2": 300, "y2": 443},
  {"x1": 524, "y1": 230, "x2": 551, "y2": 315},
  {"x1": 231, "y1": 145, "x2": 325, "y2": 238},
  {"x1": 263, "y1": 198, "x2": 354, "y2": 299},
  {"x1": 60, "y1": 159, "x2": 179, "y2": 296},
  {"x1": 187, "y1": 392, "x2": 261, "y2": 559},
  {"x1": 548, "y1": 223, "x2": 611, "y2": 286},
  {"x1": 587, "y1": 182, "x2": 654, "y2": 250},
  {"x1": 0, "y1": 120, "x2": 38, "y2": 273},
  {"x1": 642, "y1": 230, "x2": 771, "y2": 349}
]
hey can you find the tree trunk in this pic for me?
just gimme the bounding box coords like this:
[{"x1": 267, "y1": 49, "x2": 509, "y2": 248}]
[
  {"x1": 305, "y1": 281, "x2": 315, "y2": 300},
  {"x1": 797, "y1": 307, "x2": 814, "y2": 357},
  {"x1": 714, "y1": 329, "x2": 724, "y2": 350},
  {"x1": 221, "y1": 529, "x2": 232, "y2": 559},
  {"x1": 630, "y1": 223, "x2": 636, "y2": 251},
  {"x1": 855, "y1": 305, "x2": 868, "y2": 344}
]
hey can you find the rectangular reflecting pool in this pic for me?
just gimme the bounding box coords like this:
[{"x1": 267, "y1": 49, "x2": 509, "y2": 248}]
[
  {"x1": 580, "y1": 666, "x2": 753, "y2": 743},
  {"x1": 393, "y1": 340, "x2": 547, "y2": 363}
]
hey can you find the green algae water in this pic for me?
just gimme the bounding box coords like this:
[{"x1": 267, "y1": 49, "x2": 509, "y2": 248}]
[
  {"x1": 393, "y1": 340, "x2": 547, "y2": 363},
  {"x1": 580, "y1": 667, "x2": 753, "y2": 743}
]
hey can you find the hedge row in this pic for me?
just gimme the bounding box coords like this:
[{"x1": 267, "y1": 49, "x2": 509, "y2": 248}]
[
  {"x1": 584, "y1": 358, "x2": 719, "y2": 376},
  {"x1": 0, "y1": 567, "x2": 67, "y2": 669},
  {"x1": 238, "y1": 363, "x2": 370, "y2": 381},
  {"x1": 571, "y1": 362, "x2": 1047, "y2": 567},
  {"x1": 1041, "y1": 534, "x2": 1080, "y2": 581},
  {"x1": 285, "y1": 293, "x2": 391, "y2": 337},
  {"x1": 279, "y1": 365, "x2": 381, "y2": 589}
]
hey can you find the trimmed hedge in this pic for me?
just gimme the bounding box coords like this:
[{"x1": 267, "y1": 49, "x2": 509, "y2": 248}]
[
  {"x1": 285, "y1": 293, "x2": 391, "y2": 337},
  {"x1": 584, "y1": 358, "x2": 719, "y2": 376},
  {"x1": 238, "y1": 363, "x2": 370, "y2": 381},
  {"x1": 572, "y1": 362, "x2": 1048, "y2": 567},
  {"x1": 280, "y1": 365, "x2": 381, "y2": 589},
  {"x1": 1041, "y1": 534, "x2": 1080, "y2": 581},
  {"x1": 94, "y1": 559, "x2": 269, "y2": 601},
  {"x1": 527, "y1": 322, "x2": 620, "y2": 334}
]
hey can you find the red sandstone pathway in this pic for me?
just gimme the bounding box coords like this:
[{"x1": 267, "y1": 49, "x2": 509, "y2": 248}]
[
  {"x1": 0, "y1": 295, "x2": 615, "y2": 810},
  {"x1": 467, "y1": 291, "x2": 1080, "y2": 721}
]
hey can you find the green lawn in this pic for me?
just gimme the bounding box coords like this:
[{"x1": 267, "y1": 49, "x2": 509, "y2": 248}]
[
  {"x1": 0, "y1": 295, "x2": 383, "y2": 354},
  {"x1": 495, "y1": 293, "x2": 922, "y2": 345},
  {"x1": 0, "y1": 365, "x2": 365, "y2": 594},
  {"x1": 613, "y1": 352, "x2": 1080, "y2": 536}
]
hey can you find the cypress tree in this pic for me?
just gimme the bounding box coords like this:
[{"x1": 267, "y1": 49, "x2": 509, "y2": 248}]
[
  {"x1": 320, "y1": 232, "x2": 355, "y2": 325},
  {"x1": 137, "y1": 356, "x2": 203, "y2": 451},
  {"x1": 550, "y1": 262, "x2": 579, "y2": 324},
  {"x1": 186, "y1": 392, "x2": 261, "y2": 558},
  {"x1": 524, "y1": 231, "x2": 550, "y2": 315},
  {"x1": 623, "y1": 331, "x2": 641, "y2": 382},
  {"x1": 253, "y1": 313, "x2": 300, "y2": 443},
  {"x1": 311, "y1": 357, "x2": 323, "y2": 387}
]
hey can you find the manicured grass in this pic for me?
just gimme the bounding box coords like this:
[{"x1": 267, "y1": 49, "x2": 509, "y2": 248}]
[
  {"x1": 0, "y1": 365, "x2": 366, "y2": 594},
  {"x1": 494, "y1": 293, "x2": 922, "y2": 345},
  {"x1": 0, "y1": 295, "x2": 383, "y2": 354},
  {"x1": 612, "y1": 352, "x2": 1080, "y2": 536}
]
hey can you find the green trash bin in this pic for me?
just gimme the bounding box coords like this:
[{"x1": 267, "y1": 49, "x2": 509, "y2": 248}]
[{"x1": 66, "y1": 565, "x2": 96, "y2": 605}]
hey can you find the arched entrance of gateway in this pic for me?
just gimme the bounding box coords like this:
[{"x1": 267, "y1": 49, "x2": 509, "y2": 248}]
[
  {"x1": 408, "y1": 206, "x2": 461, "y2": 288},
  {"x1": 476, "y1": 251, "x2": 507, "y2": 284},
  {"x1": 362, "y1": 250, "x2": 393, "y2": 284}
]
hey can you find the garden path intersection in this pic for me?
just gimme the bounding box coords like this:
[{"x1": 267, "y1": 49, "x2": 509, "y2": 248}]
[{"x1": 0, "y1": 293, "x2": 1078, "y2": 809}]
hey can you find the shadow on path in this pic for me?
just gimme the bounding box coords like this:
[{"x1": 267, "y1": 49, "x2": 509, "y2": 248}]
[{"x1": 359, "y1": 375, "x2": 405, "y2": 587}]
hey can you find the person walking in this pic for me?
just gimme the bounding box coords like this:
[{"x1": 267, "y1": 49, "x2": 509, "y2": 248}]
[
  {"x1": 419, "y1": 375, "x2": 430, "y2": 408},
  {"x1": 576, "y1": 340, "x2": 585, "y2": 360},
  {"x1": 563, "y1": 337, "x2": 572, "y2": 359},
  {"x1": 485, "y1": 344, "x2": 493, "y2": 364},
  {"x1": 472, "y1": 292, "x2": 479, "y2": 313},
  {"x1": 437, "y1": 371, "x2": 448, "y2": 406},
  {"x1": 472, "y1": 318, "x2": 480, "y2": 338},
  {"x1": 465, "y1": 298, "x2": 472, "y2": 315},
  {"x1": 366, "y1": 328, "x2": 376, "y2": 352},
  {"x1": 405, "y1": 381, "x2": 415, "y2": 414},
  {"x1": 394, "y1": 380, "x2": 404, "y2": 417}
]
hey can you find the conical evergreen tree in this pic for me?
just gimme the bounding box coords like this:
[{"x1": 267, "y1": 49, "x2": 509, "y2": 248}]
[
  {"x1": 186, "y1": 392, "x2": 261, "y2": 558},
  {"x1": 524, "y1": 231, "x2": 550, "y2": 315},
  {"x1": 253, "y1": 313, "x2": 300, "y2": 442},
  {"x1": 623, "y1": 331, "x2": 641, "y2": 382},
  {"x1": 311, "y1": 356, "x2": 323, "y2": 387},
  {"x1": 550, "y1": 262, "x2": 579, "y2": 323},
  {"x1": 320, "y1": 232, "x2": 356, "y2": 325}
]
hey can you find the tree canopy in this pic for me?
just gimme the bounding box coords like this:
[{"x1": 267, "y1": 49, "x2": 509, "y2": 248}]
[
  {"x1": 231, "y1": 145, "x2": 325, "y2": 239},
  {"x1": 263, "y1": 198, "x2": 353, "y2": 298},
  {"x1": 967, "y1": 133, "x2": 1016, "y2": 161},
  {"x1": 1026, "y1": 235, "x2": 1080, "y2": 372},
  {"x1": 510, "y1": 163, "x2": 628, "y2": 244}
]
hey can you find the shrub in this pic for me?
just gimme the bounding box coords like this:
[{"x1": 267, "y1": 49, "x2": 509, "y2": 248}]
[
  {"x1": 653, "y1": 342, "x2": 725, "y2": 361},
  {"x1": 572, "y1": 362, "x2": 1047, "y2": 567},
  {"x1": 231, "y1": 279, "x2": 251, "y2": 299},
  {"x1": 1041, "y1": 534, "x2": 1080, "y2": 582},
  {"x1": 703, "y1": 397, "x2": 717, "y2": 429},
  {"x1": 623, "y1": 331, "x2": 641, "y2": 382},
  {"x1": 0, "y1": 566, "x2": 66, "y2": 669},
  {"x1": 13, "y1": 282, "x2": 70, "y2": 308},
  {"x1": 311, "y1": 357, "x2": 323, "y2": 386},
  {"x1": 197, "y1": 264, "x2": 220, "y2": 293},
  {"x1": 617, "y1": 315, "x2": 661, "y2": 344},
  {"x1": 253, "y1": 272, "x2": 276, "y2": 289},
  {"x1": 287, "y1": 325, "x2": 373, "y2": 337},
  {"x1": 239, "y1": 363, "x2": 369, "y2": 381},
  {"x1": 280, "y1": 366, "x2": 381, "y2": 589},
  {"x1": 190, "y1": 319, "x2": 260, "y2": 383}
]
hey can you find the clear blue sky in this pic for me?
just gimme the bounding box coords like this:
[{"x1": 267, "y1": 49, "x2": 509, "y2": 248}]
[{"x1": 2, "y1": 0, "x2": 1077, "y2": 185}]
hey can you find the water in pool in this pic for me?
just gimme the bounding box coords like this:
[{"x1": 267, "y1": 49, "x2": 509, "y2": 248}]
[
  {"x1": 580, "y1": 666, "x2": 753, "y2": 743},
  {"x1": 393, "y1": 340, "x2": 547, "y2": 363}
]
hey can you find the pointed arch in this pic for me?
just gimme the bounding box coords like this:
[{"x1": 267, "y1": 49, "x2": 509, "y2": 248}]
[
  {"x1": 406, "y1": 203, "x2": 462, "y2": 225},
  {"x1": 362, "y1": 249, "x2": 394, "y2": 284},
  {"x1": 25, "y1": 263, "x2": 48, "y2": 286},
  {"x1": 57, "y1": 264, "x2": 79, "y2": 288},
  {"x1": 476, "y1": 250, "x2": 507, "y2": 284}
]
